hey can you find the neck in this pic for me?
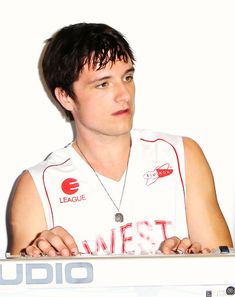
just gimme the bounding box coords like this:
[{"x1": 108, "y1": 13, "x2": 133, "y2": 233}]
[{"x1": 73, "y1": 132, "x2": 132, "y2": 181}]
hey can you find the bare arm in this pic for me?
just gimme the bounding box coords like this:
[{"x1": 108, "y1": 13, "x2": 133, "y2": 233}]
[
  {"x1": 9, "y1": 171, "x2": 47, "y2": 255},
  {"x1": 183, "y1": 137, "x2": 233, "y2": 249},
  {"x1": 9, "y1": 171, "x2": 78, "y2": 256}
]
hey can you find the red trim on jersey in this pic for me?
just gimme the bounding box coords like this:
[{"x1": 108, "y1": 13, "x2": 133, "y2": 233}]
[
  {"x1": 140, "y1": 137, "x2": 186, "y2": 198},
  {"x1": 42, "y1": 158, "x2": 71, "y2": 227}
]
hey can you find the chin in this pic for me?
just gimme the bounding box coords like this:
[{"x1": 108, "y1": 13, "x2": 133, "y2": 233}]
[{"x1": 113, "y1": 126, "x2": 132, "y2": 136}]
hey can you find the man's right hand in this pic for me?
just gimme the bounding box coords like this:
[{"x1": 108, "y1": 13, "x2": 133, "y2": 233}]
[{"x1": 25, "y1": 226, "x2": 79, "y2": 257}]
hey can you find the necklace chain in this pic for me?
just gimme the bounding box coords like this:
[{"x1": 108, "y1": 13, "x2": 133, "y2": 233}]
[{"x1": 74, "y1": 141, "x2": 131, "y2": 222}]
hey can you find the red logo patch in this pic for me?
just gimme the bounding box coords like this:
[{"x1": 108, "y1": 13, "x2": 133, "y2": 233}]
[
  {"x1": 143, "y1": 163, "x2": 173, "y2": 186},
  {"x1": 61, "y1": 178, "x2": 79, "y2": 195}
]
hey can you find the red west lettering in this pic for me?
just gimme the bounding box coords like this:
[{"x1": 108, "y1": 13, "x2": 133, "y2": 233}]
[
  {"x1": 80, "y1": 219, "x2": 172, "y2": 255},
  {"x1": 120, "y1": 223, "x2": 133, "y2": 254},
  {"x1": 154, "y1": 220, "x2": 172, "y2": 239},
  {"x1": 96, "y1": 235, "x2": 108, "y2": 253},
  {"x1": 110, "y1": 229, "x2": 115, "y2": 254},
  {"x1": 137, "y1": 220, "x2": 152, "y2": 240},
  {"x1": 82, "y1": 240, "x2": 92, "y2": 254}
]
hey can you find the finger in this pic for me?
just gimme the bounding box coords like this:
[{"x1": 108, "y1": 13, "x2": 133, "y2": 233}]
[
  {"x1": 187, "y1": 241, "x2": 201, "y2": 254},
  {"x1": 25, "y1": 245, "x2": 43, "y2": 257},
  {"x1": 53, "y1": 226, "x2": 79, "y2": 255},
  {"x1": 38, "y1": 230, "x2": 71, "y2": 256},
  {"x1": 36, "y1": 237, "x2": 60, "y2": 256},
  {"x1": 176, "y1": 237, "x2": 193, "y2": 254},
  {"x1": 159, "y1": 236, "x2": 181, "y2": 254},
  {"x1": 201, "y1": 247, "x2": 211, "y2": 254}
]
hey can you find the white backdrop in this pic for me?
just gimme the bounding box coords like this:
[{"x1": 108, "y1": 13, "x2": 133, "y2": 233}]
[{"x1": 0, "y1": 0, "x2": 235, "y2": 258}]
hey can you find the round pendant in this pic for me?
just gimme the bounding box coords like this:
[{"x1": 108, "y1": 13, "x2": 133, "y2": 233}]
[{"x1": 115, "y1": 212, "x2": 124, "y2": 223}]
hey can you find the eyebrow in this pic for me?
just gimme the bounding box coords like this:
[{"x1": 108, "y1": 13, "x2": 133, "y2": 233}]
[{"x1": 88, "y1": 67, "x2": 135, "y2": 85}]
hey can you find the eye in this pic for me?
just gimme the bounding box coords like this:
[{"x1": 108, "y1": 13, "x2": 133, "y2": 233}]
[
  {"x1": 125, "y1": 74, "x2": 134, "y2": 82},
  {"x1": 96, "y1": 81, "x2": 109, "y2": 89}
]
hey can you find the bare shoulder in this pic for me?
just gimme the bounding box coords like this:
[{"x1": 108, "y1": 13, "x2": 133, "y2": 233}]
[
  {"x1": 182, "y1": 136, "x2": 212, "y2": 174},
  {"x1": 14, "y1": 169, "x2": 36, "y2": 190},
  {"x1": 10, "y1": 170, "x2": 41, "y2": 207},
  {"x1": 182, "y1": 135, "x2": 214, "y2": 189},
  {"x1": 183, "y1": 136, "x2": 207, "y2": 160},
  {"x1": 182, "y1": 136, "x2": 199, "y2": 149}
]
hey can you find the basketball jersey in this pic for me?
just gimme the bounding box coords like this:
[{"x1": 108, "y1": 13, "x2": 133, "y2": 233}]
[{"x1": 29, "y1": 129, "x2": 188, "y2": 255}]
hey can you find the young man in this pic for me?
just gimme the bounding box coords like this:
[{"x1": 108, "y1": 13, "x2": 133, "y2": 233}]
[{"x1": 8, "y1": 23, "x2": 232, "y2": 257}]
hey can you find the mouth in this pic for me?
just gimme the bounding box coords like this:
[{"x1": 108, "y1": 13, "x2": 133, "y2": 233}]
[{"x1": 112, "y1": 108, "x2": 130, "y2": 116}]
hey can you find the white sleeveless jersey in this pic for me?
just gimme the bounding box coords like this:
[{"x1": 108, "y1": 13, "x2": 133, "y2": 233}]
[{"x1": 29, "y1": 129, "x2": 188, "y2": 255}]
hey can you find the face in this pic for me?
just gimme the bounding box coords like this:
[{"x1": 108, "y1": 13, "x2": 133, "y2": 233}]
[{"x1": 66, "y1": 59, "x2": 135, "y2": 138}]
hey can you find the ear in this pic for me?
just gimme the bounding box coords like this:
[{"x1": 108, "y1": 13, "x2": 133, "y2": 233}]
[{"x1": 54, "y1": 87, "x2": 75, "y2": 111}]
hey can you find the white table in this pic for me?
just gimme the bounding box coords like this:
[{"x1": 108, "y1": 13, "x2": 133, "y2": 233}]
[{"x1": 1, "y1": 253, "x2": 235, "y2": 296}]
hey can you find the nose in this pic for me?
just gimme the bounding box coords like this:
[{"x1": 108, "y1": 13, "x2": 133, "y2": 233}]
[{"x1": 114, "y1": 81, "x2": 134, "y2": 105}]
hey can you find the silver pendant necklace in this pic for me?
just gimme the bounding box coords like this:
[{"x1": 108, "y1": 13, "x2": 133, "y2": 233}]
[{"x1": 75, "y1": 141, "x2": 131, "y2": 223}]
